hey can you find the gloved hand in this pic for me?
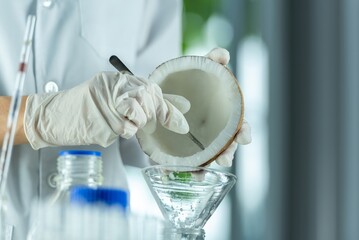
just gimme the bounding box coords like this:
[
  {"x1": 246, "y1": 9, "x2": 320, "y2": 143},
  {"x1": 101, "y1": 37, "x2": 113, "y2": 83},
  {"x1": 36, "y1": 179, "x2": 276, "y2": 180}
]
[
  {"x1": 205, "y1": 48, "x2": 252, "y2": 167},
  {"x1": 24, "y1": 72, "x2": 190, "y2": 149}
]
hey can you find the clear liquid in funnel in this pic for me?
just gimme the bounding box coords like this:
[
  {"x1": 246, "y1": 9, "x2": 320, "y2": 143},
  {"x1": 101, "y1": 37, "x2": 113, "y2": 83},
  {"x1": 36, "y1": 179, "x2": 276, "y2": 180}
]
[
  {"x1": 143, "y1": 166, "x2": 236, "y2": 231},
  {"x1": 153, "y1": 184, "x2": 214, "y2": 229}
]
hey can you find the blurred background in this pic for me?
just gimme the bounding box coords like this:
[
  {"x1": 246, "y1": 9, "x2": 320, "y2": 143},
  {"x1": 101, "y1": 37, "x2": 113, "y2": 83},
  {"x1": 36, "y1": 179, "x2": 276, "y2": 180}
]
[{"x1": 127, "y1": 0, "x2": 359, "y2": 239}]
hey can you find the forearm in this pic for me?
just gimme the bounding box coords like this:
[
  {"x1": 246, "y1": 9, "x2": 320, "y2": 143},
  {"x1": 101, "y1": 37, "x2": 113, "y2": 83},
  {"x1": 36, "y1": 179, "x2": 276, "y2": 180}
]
[{"x1": 0, "y1": 96, "x2": 29, "y2": 145}]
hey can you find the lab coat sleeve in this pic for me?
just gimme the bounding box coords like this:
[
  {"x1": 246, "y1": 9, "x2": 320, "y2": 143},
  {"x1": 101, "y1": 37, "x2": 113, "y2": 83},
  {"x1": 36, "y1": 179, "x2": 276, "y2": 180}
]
[{"x1": 120, "y1": 0, "x2": 183, "y2": 167}]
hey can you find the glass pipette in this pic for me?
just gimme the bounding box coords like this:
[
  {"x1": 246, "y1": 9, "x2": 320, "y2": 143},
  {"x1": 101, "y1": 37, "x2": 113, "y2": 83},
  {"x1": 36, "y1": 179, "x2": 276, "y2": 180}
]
[{"x1": 0, "y1": 15, "x2": 36, "y2": 207}]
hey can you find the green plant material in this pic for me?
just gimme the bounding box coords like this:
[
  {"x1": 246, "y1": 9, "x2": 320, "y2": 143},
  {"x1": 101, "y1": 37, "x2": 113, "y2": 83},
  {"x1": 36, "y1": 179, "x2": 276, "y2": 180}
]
[
  {"x1": 171, "y1": 171, "x2": 192, "y2": 183},
  {"x1": 168, "y1": 171, "x2": 195, "y2": 199},
  {"x1": 170, "y1": 190, "x2": 195, "y2": 200}
]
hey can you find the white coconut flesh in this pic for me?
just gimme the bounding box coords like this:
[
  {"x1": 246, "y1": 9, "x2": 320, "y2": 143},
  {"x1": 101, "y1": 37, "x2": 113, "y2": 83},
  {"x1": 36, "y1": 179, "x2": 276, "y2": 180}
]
[{"x1": 136, "y1": 56, "x2": 244, "y2": 167}]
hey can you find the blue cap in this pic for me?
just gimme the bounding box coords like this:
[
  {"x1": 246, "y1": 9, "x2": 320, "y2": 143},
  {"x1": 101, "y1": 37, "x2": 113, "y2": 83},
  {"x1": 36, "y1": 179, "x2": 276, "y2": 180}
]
[
  {"x1": 70, "y1": 186, "x2": 129, "y2": 211},
  {"x1": 59, "y1": 150, "x2": 101, "y2": 157}
]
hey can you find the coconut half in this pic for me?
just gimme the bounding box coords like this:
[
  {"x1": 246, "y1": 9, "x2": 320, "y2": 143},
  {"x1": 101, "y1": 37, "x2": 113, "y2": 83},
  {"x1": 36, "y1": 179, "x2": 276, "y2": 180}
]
[{"x1": 136, "y1": 56, "x2": 244, "y2": 167}]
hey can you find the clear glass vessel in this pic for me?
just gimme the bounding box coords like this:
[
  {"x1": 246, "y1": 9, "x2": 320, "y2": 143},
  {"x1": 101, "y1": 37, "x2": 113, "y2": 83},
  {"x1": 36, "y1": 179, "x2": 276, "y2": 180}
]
[
  {"x1": 27, "y1": 150, "x2": 104, "y2": 240},
  {"x1": 48, "y1": 150, "x2": 103, "y2": 205},
  {"x1": 142, "y1": 165, "x2": 236, "y2": 238}
]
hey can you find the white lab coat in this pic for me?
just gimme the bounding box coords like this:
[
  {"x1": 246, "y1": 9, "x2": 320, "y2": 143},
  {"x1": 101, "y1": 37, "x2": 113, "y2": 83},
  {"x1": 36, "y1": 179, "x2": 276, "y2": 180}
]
[{"x1": 0, "y1": 0, "x2": 182, "y2": 239}]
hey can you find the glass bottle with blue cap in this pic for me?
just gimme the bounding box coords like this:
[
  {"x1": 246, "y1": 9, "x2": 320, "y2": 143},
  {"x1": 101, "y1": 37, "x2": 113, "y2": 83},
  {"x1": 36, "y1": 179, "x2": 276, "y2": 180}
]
[
  {"x1": 47, "y1": 150, "x2": 104, "y2": 205},
  {"x1": 70, "y1": 186, "x2": 129, "y2": 212}
]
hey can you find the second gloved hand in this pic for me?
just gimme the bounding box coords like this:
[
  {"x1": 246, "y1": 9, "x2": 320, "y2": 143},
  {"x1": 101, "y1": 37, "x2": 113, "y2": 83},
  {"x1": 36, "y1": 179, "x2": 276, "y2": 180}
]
[
  {"x1": 205, "y1": 48, "x2": 252, "y2": 167},
  {"x1": 24, "y1": 72, "x2": 190, "y2": 149}
]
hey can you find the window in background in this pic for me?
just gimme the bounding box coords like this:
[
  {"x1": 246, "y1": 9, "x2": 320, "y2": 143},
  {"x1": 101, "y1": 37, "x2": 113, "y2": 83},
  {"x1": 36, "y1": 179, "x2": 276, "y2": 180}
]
[
  {"x1": 237, "y1": 35, "x2": 269, "y2": 240},
  {"x1": 233, "y1": 0, "x2": 270, "y2": 239}
]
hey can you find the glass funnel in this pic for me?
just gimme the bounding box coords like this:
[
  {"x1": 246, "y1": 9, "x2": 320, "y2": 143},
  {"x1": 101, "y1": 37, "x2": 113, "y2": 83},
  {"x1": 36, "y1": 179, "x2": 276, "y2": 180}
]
[{"x1": 142, "y1": 165, "x2": 237, "y2": 232}]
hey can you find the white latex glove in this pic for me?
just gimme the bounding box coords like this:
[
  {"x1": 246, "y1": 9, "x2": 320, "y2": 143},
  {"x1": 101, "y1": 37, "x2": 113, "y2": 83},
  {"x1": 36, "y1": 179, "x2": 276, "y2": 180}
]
[
  {"x1": 24, "y1": 72, "x2": 190, "y2": 149},
  {"x1": 205, "y1": 48, "x2": 252, "y2": 167}
]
